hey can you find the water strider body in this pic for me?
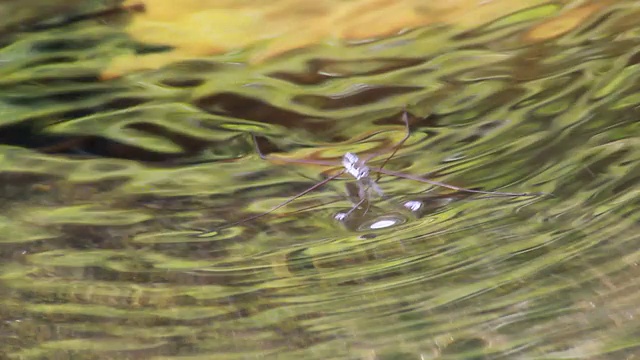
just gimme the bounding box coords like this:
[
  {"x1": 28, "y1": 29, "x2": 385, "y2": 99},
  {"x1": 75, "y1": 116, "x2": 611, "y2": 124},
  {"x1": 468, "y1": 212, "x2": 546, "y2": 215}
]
[
  {"x1": 200, "y1": 110, "x2": 544, "y2": 234},
  {"x1": 342, "y1": 152, "x2": 384, "y2": 198}
]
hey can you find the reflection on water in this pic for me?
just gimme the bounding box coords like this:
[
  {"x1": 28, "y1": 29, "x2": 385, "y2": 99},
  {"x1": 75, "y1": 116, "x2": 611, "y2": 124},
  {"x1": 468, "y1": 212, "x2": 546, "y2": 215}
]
[{"x1": 1, "y1": 1, "x2": 640, "y2": 359}]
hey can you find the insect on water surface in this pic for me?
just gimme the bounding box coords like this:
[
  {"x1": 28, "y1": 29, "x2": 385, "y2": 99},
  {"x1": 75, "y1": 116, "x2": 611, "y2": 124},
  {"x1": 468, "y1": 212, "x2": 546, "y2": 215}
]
[{"x1": 208, "y1": 110, "x2": 543, "y2": 232}]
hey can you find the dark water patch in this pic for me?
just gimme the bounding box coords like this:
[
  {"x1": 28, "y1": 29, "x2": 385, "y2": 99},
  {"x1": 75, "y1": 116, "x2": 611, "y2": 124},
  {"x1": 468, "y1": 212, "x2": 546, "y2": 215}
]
[
  {"x1": 270, "y1": 57, "x2": 426, "y2": 85},
  {"x1": 23, "y1": 2, "x2": 146, "y2": 32}
]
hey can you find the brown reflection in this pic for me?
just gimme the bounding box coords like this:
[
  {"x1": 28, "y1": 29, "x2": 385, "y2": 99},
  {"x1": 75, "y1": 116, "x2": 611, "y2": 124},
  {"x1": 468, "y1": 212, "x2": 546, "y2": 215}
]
[{"x1": 194, "y1": 92, "x2": 341, "y2": 138}]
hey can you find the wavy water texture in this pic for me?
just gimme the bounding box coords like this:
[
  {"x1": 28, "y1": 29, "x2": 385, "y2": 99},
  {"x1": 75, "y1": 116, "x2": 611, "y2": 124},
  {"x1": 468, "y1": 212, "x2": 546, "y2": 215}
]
[{"x1": 0, "y1": 1, "x2": 640, "y2": 359}]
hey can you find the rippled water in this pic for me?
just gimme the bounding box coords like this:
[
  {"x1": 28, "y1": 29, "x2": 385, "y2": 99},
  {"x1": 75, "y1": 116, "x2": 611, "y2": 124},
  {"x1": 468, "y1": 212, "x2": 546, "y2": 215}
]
[{"x1": 1, "y1": 1, "x2": 640, "y2": 359}]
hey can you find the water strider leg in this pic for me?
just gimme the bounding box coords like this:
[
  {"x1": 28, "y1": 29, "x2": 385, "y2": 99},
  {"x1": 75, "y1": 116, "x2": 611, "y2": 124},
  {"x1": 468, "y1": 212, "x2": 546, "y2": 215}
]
[
  {"x1": 357, "y1": 181, "x2": 375, "y2": 217},
  {"x1": 374, "y1": 167, "x2": 544, "y2": 197},
  {"x1": 371, "y1": 109, "x2": 412, "y2": 183},
  {"x1": 251, "y1": 108, "x2": 411, "y2": 170},
  {"x1": 198, "y1": 169, "x2": 347, "y2": 235},
  {"x1": 251, "y1": 133, "x2": 338, "y2": 167},
  {"x1": 341, "y1": 196, "x2": 368, "y2": 220}
]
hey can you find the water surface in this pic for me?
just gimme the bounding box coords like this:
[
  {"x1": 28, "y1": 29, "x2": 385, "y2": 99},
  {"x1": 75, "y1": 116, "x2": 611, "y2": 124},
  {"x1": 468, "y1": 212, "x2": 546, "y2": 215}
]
[{"x1": 1, "y1": 1, "x2": 639, "y2": 359}]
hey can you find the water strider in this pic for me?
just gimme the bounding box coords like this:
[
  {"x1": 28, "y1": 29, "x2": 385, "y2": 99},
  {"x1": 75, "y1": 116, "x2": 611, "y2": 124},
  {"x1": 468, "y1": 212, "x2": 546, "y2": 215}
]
[{"x1": 203, "y1": 110, "x2": 544, "y2": 234}]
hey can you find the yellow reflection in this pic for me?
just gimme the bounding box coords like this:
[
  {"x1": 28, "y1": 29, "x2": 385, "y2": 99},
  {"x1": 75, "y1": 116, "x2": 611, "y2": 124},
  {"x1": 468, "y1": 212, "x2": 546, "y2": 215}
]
[{"x1": 105, "y1": 0, "x2": 562, "y2": 78}]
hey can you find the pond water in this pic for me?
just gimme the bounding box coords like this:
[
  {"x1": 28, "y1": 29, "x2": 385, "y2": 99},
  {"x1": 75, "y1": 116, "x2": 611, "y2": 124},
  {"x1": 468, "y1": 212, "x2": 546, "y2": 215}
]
[{"x1": 1, "y1": 1, "x2": 640, "y2": 359}]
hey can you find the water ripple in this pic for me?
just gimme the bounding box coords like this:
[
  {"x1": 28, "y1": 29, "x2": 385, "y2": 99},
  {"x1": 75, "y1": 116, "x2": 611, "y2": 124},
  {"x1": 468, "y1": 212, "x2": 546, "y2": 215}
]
[{"x1": 1, "y1": 1, "x2": 640, "y2": 359}]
